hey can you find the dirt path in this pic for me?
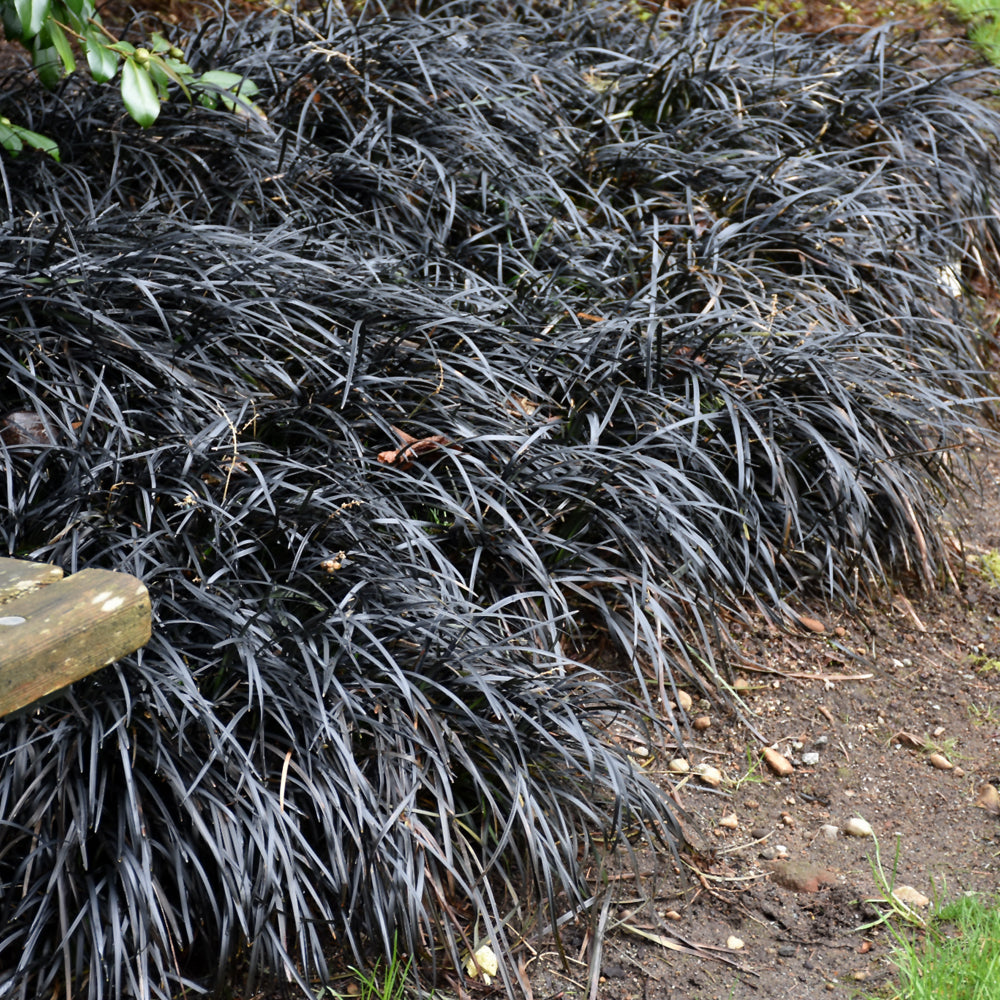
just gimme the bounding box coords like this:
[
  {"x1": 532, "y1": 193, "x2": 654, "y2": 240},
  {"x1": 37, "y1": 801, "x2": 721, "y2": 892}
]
[{"x1": 523, "y1": 448, "x2": 1000, "y2": 999}]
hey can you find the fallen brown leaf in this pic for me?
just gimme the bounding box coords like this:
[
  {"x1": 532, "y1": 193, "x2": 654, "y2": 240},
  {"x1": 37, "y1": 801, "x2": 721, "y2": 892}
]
[{"x1": 377, "y1": 426, "x2": 458, "y2": 469}]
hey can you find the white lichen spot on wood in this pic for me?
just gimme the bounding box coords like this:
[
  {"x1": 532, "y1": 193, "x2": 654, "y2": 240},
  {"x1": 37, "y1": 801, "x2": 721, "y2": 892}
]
[
  {"x1": 101, "y1": 596, "x2": 126, "y2": 613},
  {"x1": 91, "y1": 591, "x2": 112, "y2": 605}
]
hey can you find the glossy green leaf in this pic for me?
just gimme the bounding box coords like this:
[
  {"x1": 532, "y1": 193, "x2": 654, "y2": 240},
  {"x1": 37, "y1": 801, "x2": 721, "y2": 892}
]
[
  {"x1": 0, "y1": 118, "x2": 59, "y2": 159},
  {"x1": 195, "y1": 70, "x2": 262, "y2": 117},
  {"x1": 195, "y1": 69, "x2": 247, "y2": 91},
  {"x1": 60, "y1": 0, "x2": 93, "y2": 18},
  {"x1": 82, "y1": 25, "x2": 118, "y2": 83},
  {"x1": 149, "y1": 52, "x2": 192, "y2": 100},
  {"x1": 31, "y1": 35, "x2": 62, "y2": 89},
  {"x1": 47, "y1": 19, "x2": 75, "y2": 73},
  {"x1": 120, "y1": 57, "x2": 160, "y2": 127},
  {"x1": 13, "y1": 0, "x2": 47, "y2": 38},
  {"x1": 145, "y1": 56, "x2": 172, "y2": 99},
  {"x1": 0, "y1": 122, "x2": 23, "y2": 156},
  {"x1": 12, "y1": 123, "x2": 58, "y2": 159},
  {"x1": 2, "y1": 4, "x2": 23, "y2": 39}
]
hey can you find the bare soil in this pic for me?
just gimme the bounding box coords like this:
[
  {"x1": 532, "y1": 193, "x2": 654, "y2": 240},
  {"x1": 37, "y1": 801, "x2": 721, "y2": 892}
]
[{"x1": 521, "y1": 443, "x2": 1000, "y2": 1000}]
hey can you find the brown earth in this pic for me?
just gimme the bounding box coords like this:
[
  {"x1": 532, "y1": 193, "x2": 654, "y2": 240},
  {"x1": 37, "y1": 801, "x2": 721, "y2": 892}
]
[{"x1": 520, "y1": 443, "x2": 1000, "y2": 1000}]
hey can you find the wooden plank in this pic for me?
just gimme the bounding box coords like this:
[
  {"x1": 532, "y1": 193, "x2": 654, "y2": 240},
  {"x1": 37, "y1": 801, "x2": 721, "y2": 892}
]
[
  {"x1": 0, "y1": 568, "x2": 151, "y2": 717},
  {"x1": 0, "y1": 557, "x2": 64, "y2": 606}
]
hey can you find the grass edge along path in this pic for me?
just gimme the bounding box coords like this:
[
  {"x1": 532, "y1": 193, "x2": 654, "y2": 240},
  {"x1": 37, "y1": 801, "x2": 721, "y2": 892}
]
[{"x1": 861, "y1": 888, "x2": 1000, "y2": 1000}]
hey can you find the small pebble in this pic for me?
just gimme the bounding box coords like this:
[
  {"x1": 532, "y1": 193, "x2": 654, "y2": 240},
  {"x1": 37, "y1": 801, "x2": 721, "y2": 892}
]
[
  {"x1": 819, "y1": 824, "x2": 839, "y2": 842},
  {"x1": 727, "y1": 936, "x2": 744, "y2": 950},
  {"x1": 693, "y1": 715, "x2": 712, "y2": 731},
  {"x1": 928, "y1": 753, "x2": 953, "y2": 770},
  {"x1": 763, "y1": 747, "x2": 794, "y2": 777},
  {"x1": 893, "y1": 885, "x2": 929, "y2": 908},
  {"x1": 694, "y1": 763, "x2": 723, "y2": 787},
  {"x1": 778, "y1": 945, "x2": 796, "y2": 958},
  {"x1": 668, "y1": 758, "x2": 690, "y2": 774},
  {"x1": 798, "y1": 614, "x2": 826, "y2": 633},
  {"x1": 676, "y1": 690, "x2": 693, "y2": 712},
  {"x1": 975, "y1": 783, "x2": 1000, "y2": 814},
  {"x1": 720, "y1": 813, "x2": 739, "y2": 829},
  {"x1": 801, "y1": 752, "x2": 820, "y2": 766},
  {"x1": 844, "y1": 817, "x2": 874, "y2": 837}
]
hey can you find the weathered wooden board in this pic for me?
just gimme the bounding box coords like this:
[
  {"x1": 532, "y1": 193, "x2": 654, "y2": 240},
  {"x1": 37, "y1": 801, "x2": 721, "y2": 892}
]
[
  {"x1": 0, "y1": 560, "x2": 151, "y2": 717},
  {"x1": 0, "y1": 558, "x2": 64, "y2": 604}
]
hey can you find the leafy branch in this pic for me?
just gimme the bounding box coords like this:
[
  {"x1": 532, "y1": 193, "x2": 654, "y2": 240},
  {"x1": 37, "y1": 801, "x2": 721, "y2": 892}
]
[{"x1": 0, "y1": 0, "x2": 260, "y2": 158}]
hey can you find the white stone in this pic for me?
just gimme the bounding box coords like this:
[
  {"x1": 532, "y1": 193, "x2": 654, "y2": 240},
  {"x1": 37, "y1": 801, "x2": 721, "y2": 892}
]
[{"x1": 844, "y1": 817, "x2": 874, "y2": 837}]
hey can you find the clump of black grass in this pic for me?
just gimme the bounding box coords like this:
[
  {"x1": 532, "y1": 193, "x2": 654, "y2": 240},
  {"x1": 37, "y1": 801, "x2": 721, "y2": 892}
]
[{"x1": 2, "y1": 0, "x2": 1000, "y2": 996}]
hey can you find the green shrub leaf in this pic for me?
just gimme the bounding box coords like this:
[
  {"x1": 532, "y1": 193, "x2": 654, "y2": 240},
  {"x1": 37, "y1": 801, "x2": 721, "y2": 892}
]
[
  {"x1": 0, "y1": 121, "x2": 23, "y2": 156},
  {"x1": 149, "y1": 52, "x2": 192, "y2": 99},
  {"x1": 47, "y1": 19, "x2": 75, "y2": 73},
  {"x1": 31, "y1": 34, "x2": 62, "y2": 88},
  {"x1": 60, "y1": 0, "x2": 92, "y2": 17},
  {"x1": 0, "y1": 116, "x2": 59, "y2": 159},
  {"x1": 83, "y1": 25, "x2": 118, "y2": 82},
  {"x1": 195, "y1": 69, "x2": 249, "y2": 91},
  {"x1": 120, "y1": 56, "x2": 159, "y2": 126},
  {"x1": 13, "y1": 0, "x2": 47, "y2": 38}
]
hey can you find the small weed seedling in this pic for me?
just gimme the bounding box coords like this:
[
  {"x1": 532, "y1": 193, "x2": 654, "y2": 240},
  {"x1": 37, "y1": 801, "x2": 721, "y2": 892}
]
[
  {"x1": 856, "y1": 835, "x2": 928, "y2": 935},
  {"x1": 318, "y1": 943, "x2": 413, "y2": 1000},
  {"x1": 731, "y1": 746, "x2": 768, "y2": 791}
]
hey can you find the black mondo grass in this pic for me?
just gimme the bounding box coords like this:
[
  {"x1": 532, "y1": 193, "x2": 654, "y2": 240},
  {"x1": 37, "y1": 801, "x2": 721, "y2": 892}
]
[{"x1": 2, "y1": 1, "x2": 1000, "y2": 996}]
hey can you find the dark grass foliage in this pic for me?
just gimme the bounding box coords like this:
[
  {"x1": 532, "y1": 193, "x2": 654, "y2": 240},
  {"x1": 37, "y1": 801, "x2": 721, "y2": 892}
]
[{"x1": 2, "y1": 1, "x2": 1000, "y2": 996}]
